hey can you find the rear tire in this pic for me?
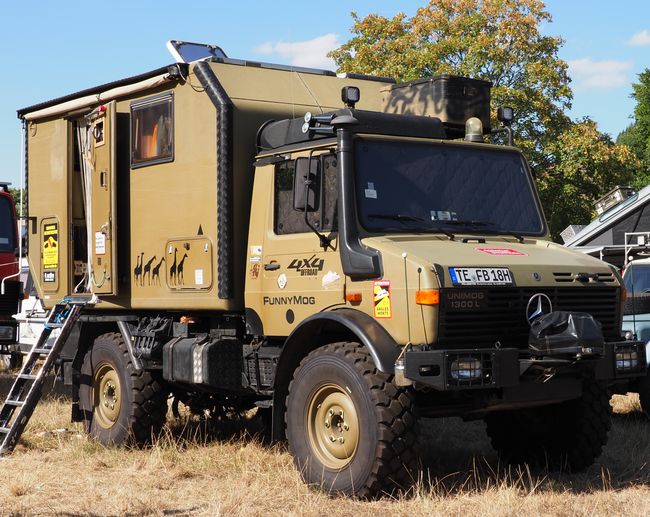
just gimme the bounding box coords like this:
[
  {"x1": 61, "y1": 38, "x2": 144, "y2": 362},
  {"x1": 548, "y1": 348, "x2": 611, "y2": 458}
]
[
  {"x1": 79, "y1": 332, "x2": 168, "y2": 445},
  {"x1": 1, "y1": 351, "x2": 22, "y2": 371},
  {"x1": 285, "y1": 342, "x2": 417, "y2": 498},
  {"x1": 485, "y1": 379, "x2": 611, "y2": 471}
]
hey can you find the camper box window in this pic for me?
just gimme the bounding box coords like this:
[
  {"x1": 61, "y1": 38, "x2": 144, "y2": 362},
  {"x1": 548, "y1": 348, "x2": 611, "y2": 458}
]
[{"x1": 130, "y1": 93, "x2": 174, "y2": 168}]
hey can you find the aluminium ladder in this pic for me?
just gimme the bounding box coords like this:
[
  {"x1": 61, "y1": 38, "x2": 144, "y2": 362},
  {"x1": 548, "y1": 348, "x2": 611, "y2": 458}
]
[{"x1": 0, "y1": 295, "x2": 95, "y2": 455}]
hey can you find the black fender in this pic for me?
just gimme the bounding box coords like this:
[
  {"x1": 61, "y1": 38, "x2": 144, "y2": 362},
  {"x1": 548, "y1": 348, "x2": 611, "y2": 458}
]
[{"x1": 271, "y1": 308, "x2": 401, "y2": 440}]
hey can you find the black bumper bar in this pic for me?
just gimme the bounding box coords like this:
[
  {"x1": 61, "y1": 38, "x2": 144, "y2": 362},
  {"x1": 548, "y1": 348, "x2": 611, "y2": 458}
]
[{"x1": 403, "y1": 340, "x2": 647, "y2": 391}]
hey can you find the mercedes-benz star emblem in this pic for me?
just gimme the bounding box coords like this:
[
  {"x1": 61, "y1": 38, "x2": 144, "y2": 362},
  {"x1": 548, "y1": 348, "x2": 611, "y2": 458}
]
[{"x1": 526, "y1": 293, "x2": 553, "y2": 324}]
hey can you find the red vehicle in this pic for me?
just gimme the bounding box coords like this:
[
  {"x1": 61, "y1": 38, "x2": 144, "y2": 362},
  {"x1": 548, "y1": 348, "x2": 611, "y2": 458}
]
[{"x1": 0, "y1": 183, "x2": 21, "y2": 368}]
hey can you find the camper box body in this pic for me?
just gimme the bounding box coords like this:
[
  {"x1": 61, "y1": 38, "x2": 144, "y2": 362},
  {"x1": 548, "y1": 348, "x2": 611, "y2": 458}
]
[{"x1": 20, "y1": 60, "x2": 391, "y2": 311}]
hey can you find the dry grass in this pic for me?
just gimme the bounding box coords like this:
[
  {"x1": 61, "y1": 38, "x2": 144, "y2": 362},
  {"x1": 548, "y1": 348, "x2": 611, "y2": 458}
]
[{"x1": 0, "y1": 371, "x2": 650, "y2": 516}]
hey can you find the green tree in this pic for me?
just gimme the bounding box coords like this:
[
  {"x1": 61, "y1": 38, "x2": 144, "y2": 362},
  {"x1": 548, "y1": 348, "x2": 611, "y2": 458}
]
[
  {"x1": 331, "y1": 0, "x2": 637, "y2": 238},
  {"x1": 329, "y1": 0, "x2": 572, "y2": 165},
  {"x1": 541, "y1": 119, "x2": 640, "y2": 240},
  {"x1": 8, "y1": 188, "x2": 25, "y2": 217},
  {"x1": 617, "y1": 68, "x2": 650, "y2": 189}
]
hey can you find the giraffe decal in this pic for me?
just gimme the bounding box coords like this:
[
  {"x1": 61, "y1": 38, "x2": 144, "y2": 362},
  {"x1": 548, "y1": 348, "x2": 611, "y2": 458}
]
[
  {"x1": 142, "y1": 255, "x2": 156, "y2": 286},
  {"x1": 151, "y1": 256, "x2": 165, "y2": 286},
  {"x1": 177, "y1": 253, "x2": 189, "y2": 285},
  {"x1": 133, "y1": 252, "x2": 144, "y2": 286},
  {"x1": 169, "y1": 247, "x2": 179, "y2": 285}
]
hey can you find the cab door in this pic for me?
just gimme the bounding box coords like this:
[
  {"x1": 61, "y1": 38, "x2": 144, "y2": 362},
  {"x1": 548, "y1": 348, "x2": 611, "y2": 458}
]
[
  {"x1": 258, "y1": 153, "x2": 344, "y2": 336},
  {"x1": 88, "y1": 101, "x2": 117, "y2": 295}
]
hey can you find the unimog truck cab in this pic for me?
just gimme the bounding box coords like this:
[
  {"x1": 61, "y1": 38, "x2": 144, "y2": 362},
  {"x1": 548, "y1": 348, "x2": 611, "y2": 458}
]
[{"x1": 7, "y1": 41, "x2": 647, "y2": 497}]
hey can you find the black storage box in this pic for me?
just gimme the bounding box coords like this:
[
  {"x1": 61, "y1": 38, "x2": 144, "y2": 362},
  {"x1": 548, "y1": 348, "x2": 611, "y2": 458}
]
[
  {"x1": 163, "y1": 335, "x2": 242, "y2": 388},
  {"x1": 383, "y1": 74, "x2": 492, "y2": 133}
]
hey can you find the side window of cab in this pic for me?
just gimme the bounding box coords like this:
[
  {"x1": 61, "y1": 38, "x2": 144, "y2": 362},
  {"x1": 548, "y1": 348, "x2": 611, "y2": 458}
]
[{"x1": 273, "y1": 154, "x2": 338, "y2": 235}]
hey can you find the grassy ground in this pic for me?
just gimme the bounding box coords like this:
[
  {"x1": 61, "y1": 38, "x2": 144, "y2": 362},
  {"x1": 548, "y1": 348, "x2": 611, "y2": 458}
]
[{"x1": 0, "y1": 372, "x2": 649, "y2": 516}]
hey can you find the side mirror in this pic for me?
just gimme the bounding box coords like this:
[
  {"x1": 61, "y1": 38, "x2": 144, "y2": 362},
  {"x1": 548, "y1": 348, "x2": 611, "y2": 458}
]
[{"x1": 293, "y1": 157, "x2": 320, "y2": 212}]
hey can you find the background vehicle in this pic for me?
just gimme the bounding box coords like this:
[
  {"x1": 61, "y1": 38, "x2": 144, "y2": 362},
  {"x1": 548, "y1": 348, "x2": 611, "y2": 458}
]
[
  {"x1": 0, "y1": 183, "x2": 21, "y2": 370},
  {"x1": 4, "y1": 41, "x2": 645, "y2": 497}
]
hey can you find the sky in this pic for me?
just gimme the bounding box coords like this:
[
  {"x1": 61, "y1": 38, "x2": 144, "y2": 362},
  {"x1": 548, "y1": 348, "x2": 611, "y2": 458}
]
[{"x1": 0, "y1": 0, "x2": 649, "y2": 186}]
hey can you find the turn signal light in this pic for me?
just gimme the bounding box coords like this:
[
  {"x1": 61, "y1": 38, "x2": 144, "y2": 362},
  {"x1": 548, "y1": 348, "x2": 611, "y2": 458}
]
[
  {"x1": 415, "y1": 289, "x2": 439, "y2": 305},
  {"x1": 346, "y1": 292, "x2": 362, "y2": 303}
]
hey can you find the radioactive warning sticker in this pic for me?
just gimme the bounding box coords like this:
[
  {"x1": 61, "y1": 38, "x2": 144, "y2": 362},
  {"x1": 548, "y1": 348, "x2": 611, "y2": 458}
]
[
  {"x1": 373, "y1": 280, "x2": 392, "y2": 319},
  {"x1": 42, "y1": 223, "x2": 59, "y2": 269}
]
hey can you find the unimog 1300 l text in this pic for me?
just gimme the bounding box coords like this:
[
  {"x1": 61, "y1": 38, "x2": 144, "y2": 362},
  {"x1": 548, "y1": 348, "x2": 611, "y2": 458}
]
[{"x1": 2, "y1": 41, "x2": 646, "y2": 497}]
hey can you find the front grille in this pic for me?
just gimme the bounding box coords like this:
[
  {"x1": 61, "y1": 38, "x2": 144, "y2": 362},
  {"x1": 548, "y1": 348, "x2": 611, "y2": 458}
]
[{"x1": 438, "y1": 287, "x2": 620, "y2": 349}]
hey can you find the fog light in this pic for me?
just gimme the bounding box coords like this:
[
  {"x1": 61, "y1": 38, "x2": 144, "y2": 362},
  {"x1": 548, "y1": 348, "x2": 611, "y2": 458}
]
[
  {"x1": 616, "y1": 350, "x2": 638, "y2": 371},
  {"x1": 450, "y1": 358, "x2": 482, "y2": 380}
]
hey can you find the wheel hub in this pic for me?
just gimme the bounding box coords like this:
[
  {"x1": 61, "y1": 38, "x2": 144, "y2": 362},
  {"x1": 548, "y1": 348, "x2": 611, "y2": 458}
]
[
  {"x1": 307, "y1": 384, "x2": 360, "y2": 469},
  {"x1": 93, "y1": 363, "x2": 121, "y2": 429}
]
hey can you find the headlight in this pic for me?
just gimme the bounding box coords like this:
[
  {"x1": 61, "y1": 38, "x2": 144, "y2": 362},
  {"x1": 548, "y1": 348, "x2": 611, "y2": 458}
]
[
  {"x1": 450, "y1": 358, "x2": 482, "y2": 380},
  {"x1": 616, "y1": 350, "x2": 638, "y2": 371}
]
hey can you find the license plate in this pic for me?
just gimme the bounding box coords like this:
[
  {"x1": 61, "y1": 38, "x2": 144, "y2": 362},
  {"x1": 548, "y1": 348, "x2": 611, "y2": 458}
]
[{"x1": 449, "y1": 267, "x2": 513, "y2": 286}]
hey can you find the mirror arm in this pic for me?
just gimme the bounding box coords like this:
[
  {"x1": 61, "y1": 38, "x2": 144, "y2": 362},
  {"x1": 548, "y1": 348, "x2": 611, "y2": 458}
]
[{"x1": 303, "y1": 152, "x2": 334, "y2": 251}]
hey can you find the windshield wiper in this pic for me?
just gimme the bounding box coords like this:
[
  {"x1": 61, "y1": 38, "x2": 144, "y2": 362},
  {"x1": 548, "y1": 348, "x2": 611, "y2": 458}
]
[
  {"x1": 368, "y1": 213, "x2": 455, "y2": 239},
  {"x1": 439, "y1": 220, "x2": 525, "y2": 242},
  {"x1": 368, "y1": 213, "x2": 425, "y2": 222}
]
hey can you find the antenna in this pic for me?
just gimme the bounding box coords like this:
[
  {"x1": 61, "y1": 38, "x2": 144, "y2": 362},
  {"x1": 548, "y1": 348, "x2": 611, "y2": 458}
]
[{"x1": 402, "y1": 252, "x2": 412, "y2": 344}]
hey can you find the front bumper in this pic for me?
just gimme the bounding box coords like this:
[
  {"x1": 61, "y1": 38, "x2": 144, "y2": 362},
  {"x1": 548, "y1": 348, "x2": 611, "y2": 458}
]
[{"x1": 403, "y1": 340, "x2": 647, "y2": 391}]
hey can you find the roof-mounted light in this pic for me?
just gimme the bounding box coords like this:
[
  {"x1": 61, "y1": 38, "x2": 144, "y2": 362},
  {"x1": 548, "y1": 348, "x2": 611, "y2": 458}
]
[
  {"x1": 497, "y1": 106, "x2": 514, "y2": 126},
  {"x1": 341, "y1": 86, "x2": 360, "y2": 109},
  {"x1": 464, "y1": 117, "x2": 484, "y2": 143}
]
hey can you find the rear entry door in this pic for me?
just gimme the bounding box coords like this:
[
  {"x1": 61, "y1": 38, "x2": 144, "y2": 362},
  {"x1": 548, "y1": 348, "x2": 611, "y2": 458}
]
[{"x1": 89, "y1": 101, "x2": 117, "y2": 295}]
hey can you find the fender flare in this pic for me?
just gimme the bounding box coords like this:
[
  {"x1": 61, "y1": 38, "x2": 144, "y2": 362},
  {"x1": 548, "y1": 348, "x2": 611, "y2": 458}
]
[{"x1": 270, "y1": 308, "x2": 401, "y2": 440}]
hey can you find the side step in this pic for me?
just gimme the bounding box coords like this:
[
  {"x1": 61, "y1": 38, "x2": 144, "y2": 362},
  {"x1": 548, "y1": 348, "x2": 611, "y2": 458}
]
[{"x1": 0, "y1": 296, "x2": 96, "y2": 455}]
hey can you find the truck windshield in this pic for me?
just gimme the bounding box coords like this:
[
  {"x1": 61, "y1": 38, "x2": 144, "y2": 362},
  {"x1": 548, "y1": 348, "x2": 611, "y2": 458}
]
[
  {"x1": 624, "y1": 264, "x2": 650, "y2": 294},
  {"x1": 0, "y1": 196, "x2": 15, "y2": 253},
  {"x1": 354, "y1": 138, "x2": 545, "y2": 235}
]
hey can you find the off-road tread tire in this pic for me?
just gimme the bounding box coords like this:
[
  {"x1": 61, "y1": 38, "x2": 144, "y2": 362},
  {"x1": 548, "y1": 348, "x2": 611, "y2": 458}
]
[
  {"x1": 80, "y1": 332, "x2": 168, "y2": 445},
  {"x1": 285, "y1": 342, "x2": 418, "y2": 498},
  {"x1": 637, "y1": 373, "x2": 650, "y2": 415},
  {"x1": 485, "y1": 379, "x2": 611, "y2": 471}
]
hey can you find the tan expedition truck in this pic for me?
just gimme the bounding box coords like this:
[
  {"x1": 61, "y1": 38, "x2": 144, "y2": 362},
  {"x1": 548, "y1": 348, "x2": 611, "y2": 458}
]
[{"x1": 11, "y1": 41, "x2": 646, "y2": 496}]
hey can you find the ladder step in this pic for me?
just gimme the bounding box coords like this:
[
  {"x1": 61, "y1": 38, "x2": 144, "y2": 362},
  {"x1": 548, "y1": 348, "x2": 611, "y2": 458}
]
[
  {"x1": 5, "y1": 400, "x2": 25, "y2": 407},
  {"x1": 33, "y1": 348, "x2": 51, "y2": 355},
  {"x1": 0, "y1": 427, "x2": 10, "y2": 434},
  {"x1": 44, "y1": 323, "x2": 63, "y2": 329},
  {"x1": 18, "y1": 374, "x2": 37, "y2": 381}
]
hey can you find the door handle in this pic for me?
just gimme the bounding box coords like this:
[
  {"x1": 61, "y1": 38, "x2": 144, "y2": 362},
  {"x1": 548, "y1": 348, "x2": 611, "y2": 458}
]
[{"x1": 264, "y1": 263, "x2": 280, "y2": 271}]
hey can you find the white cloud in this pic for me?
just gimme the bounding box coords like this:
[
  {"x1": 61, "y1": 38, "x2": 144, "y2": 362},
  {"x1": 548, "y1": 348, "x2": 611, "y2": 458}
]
[
  {"x1": 568, "y1": 58, "x2": 633, "y2": 90},
  {"x1": 627, "y1": 29, "x2": 650, "y2": 46},
  {"x1": 253, "y1": 33, "x2": 340, "y2": 69}
]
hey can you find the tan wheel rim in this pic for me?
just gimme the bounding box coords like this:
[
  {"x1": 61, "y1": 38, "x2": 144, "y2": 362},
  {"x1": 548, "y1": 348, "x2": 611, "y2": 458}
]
[
  {"x1": 307, "y1": 383, "x2": 360, "y2": 469},
  {"x1": 93, "y1": 362, "x2": 121, "y2": 429}
]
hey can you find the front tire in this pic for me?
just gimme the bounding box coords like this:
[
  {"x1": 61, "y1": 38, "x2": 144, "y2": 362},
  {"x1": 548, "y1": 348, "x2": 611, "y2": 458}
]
[
  {"x1": 637, "y1": 372, "x2": 650, "y2": 415},
  {"x1": 285, "y1": 342, "x2": 417, "y2": 498},
  {"x1": 485, "y1": 379, "x2": 611, "y2": 470},
  {"x1": 79, "y1": 332, "x2": 168, "y2": 445}
]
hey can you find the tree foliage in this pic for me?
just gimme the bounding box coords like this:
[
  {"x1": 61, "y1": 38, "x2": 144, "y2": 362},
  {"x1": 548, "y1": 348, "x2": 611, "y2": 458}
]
[
  {"x1": 330, "y1": 0, "x2": 639, "y2": 238},
  {"x1": 617, "y1": 69, "x2": 650, "y2": 189},
  {"x1": 540, "y1": 119, "x2": 640, "y2": 240},
  {"x1": 329, "y1": 0, "x2": 572, "y2": 164}
]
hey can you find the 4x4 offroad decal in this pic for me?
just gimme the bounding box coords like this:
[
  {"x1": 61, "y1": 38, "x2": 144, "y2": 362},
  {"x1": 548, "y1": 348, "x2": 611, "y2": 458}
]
[{"x1": 288, "y1": 255, "x2": 324, "y2": 276}]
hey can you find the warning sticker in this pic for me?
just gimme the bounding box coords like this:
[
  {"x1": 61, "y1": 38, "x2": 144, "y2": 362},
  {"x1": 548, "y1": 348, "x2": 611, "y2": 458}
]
[
  {"x1": 476, "y1": 247, "x2": 526, "y2": 256},
  {"x1": 42, "y1": 223, "x2": 59, "y2": 269},
  {"x1": 373, "y1": 280, "x2": 392, "y2": 319}
]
